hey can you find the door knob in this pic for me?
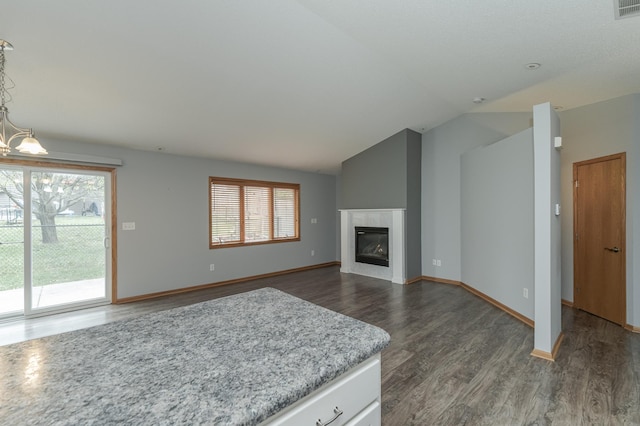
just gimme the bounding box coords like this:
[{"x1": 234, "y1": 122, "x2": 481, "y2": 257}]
[{"x1": 604, "y1": 246, "x2": 620, "y2": 253}]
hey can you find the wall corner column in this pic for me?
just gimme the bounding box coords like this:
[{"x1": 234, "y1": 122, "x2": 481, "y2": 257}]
[{"x1": 533, "y1": 101, "x2": 563, "y2": 359}]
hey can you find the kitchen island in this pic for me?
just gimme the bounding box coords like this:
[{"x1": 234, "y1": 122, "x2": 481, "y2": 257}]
[{"x1": 0, "y1": 287, "x2": 390, "y2": 425}]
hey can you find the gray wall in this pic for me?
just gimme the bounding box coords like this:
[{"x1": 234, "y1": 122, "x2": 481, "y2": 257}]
[
  {"x1": 425, "y1": 94, "x2": 639, "y2": 329},
  {"x1": 633, "y1": 95, "x2": 640, "y2": 326},
  {"x1": 558, "y1": 94, "x2": 640, "y2": 326},
  {"x1": 340, "y1": 128, "x2": 421, "y2": 280},
  {"x1": 422, "y1": 112, "x2": 533, "y2": 280},
  {"x1": 335, "y1": 174, "x2": 342, "y2": 259},
  {"x1": 33, "y1": 137, "x2": 337, "y2": 299},
  {"x1": 341, "y1": 130, "x2": 408, "y2": 209},
  {"x1": 406, "y1": 130, "x2": 422, "y2": 279},
  {"x1": 532, "y1": 102, "x2": 562, "y2": 353},
  {"x1": 25, "y1": 93, "x2": 639, "y2": 326},
  {"x1": 461, "y1": 128, "x2": 534, "y2": 319}
]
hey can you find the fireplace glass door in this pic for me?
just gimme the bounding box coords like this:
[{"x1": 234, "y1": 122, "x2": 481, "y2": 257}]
[{"x1": 355, "y1": 226, "x2": 389, "y2": 267}]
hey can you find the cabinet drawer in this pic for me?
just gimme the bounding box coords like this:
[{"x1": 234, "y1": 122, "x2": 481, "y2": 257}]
[
  {"x1": 263, "y1": 354, "x2": 381, "y2": 426},
  {"x1": 345, "y1": 401, "x2": 380, "y2": 426}
]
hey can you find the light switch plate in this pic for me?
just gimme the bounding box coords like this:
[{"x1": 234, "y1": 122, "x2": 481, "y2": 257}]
[{"x1": 122, "y1": 222, "x2": 136, "y2": 231}]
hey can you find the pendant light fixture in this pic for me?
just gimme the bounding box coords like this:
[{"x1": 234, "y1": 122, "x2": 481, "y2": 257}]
[{"x1": 0, "y1": 39, "x2": 47, "y2": 156}]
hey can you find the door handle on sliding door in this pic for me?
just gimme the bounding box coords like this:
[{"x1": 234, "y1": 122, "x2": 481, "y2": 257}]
[{"x1": 104, "y1": 237, "x2": 110, "y2": 249}]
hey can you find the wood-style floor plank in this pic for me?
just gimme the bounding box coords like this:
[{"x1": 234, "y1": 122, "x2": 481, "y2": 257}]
[{"x1": 1, "y1": 266, "x2": 639, "y2": 425}]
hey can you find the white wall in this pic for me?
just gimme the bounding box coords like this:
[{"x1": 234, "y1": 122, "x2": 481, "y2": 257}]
[
  {"x1": 559, "y1": 94, "x2": 640, "y2": 327},
  {"x1": 422, "y1": 112, "x2": 533, "y2": 281},
  {"x1": 461, "y1": 128, "x2": 534, "y2": 319},
  {"x1": 30, "y1": 137, "x2": 338, "y2": 299}
]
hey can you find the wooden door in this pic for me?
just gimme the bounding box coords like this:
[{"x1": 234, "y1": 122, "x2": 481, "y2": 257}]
[{"x1": 573, "y1": 153, "x2": 626, "y2": 325}]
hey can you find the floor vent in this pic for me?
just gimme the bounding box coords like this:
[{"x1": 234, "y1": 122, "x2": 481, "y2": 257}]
[{"x1": 614, "y1": 0, "x2": 640, "y2": 19}]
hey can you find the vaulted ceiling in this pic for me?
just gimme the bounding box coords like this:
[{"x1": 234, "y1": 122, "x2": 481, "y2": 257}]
[{"x1": 2, "y1": 1, "x2": 639, "y2": 173}]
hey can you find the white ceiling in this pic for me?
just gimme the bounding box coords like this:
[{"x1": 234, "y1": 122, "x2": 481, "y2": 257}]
[{"x1": 2, "y1": 1, "x2": 639, "y2": 174}]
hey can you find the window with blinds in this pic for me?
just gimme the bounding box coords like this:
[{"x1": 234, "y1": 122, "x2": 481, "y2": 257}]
[{"x1": 209, "y1": 177, "x2": 300, "y2": 248}]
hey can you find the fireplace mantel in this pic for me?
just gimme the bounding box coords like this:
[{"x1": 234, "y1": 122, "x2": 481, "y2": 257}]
[{"x1": 339, "y1": 209, "x2": 406, "y2": 284}]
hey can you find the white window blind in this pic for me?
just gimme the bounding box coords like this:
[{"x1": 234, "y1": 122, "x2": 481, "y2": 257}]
[
  {"x1": 245, "y1": 186, "x2": 270, "y2": 243},
  {"x1": 210, "y1": 183, "x2": 241, "y2": 244},
  {"x1": 209, "y1": 177, "x2": 299, "y2": 248},
  {"x1": 274, "y1": 187, "x2": 296, "y2": 238}
]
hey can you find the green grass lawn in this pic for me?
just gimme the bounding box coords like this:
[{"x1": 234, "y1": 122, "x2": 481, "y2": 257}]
[{"x1": 0, "y1": 216, "x2": 105, "y2": 291}]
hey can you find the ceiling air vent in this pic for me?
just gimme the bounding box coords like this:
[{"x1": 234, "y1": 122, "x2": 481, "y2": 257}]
[{"x1": 614, "y1": 0, "x2": 640, "y2": 19}]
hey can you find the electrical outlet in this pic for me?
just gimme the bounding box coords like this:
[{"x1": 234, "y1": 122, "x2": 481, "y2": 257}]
[
  {"x1": 210, "y1": 264, "x2": 215, "y2": 271},
  {"x1": 523, "y1": 288, "x2": 528, "y2": 299},
  {"x1": 436, "y1": 259, "x2": 441, "y2": 267},
  {"x1": 432, "y1": 259, "x2": 437, "y2": 266},
  {"x1": 311, "y1": 250, "x2": 315, "y2": 256}
]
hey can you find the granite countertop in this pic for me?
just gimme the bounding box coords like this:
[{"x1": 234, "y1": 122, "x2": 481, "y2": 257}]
[{"x1": 0, "y1": 288, "x2": 390, "y2": 425}]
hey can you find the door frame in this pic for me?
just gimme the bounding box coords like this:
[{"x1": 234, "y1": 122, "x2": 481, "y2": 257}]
[
  {"x1": 572, "y1": 152, "x2": 626, "y2": 325},
  {"x1": 0, "y1": 157, "x2": 117, "y2": 316}
]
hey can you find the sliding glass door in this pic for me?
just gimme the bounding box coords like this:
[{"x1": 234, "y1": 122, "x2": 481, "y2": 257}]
[
  {"x1": 0, "y1": 165, "x2": 112, "y2": 318},
  {"x1": 0, "y1": 167, "x2": 24, "y2": 317}
]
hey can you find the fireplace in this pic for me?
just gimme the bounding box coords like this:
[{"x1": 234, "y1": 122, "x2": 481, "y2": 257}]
[
  {"x1": 355, "y1": 226, "x2": 389, "y2": 267},
  {"x1": 340, "y1": 209, "x2": 405, "y2": 283}
]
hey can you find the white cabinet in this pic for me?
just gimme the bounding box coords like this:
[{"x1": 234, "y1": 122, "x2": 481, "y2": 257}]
[
  {"x1": 345, "y1": 401, "x2": 380, "y2": 426},
  {"x1": 262, "y1": 354, "x2": 382, "y2": 426}
]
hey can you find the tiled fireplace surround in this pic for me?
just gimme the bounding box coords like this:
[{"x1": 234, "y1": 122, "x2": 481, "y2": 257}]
[{"x1": 339, "y1": 209, "x2": 406, "y2": 284}]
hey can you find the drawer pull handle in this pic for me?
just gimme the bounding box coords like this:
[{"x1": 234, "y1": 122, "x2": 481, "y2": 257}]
[{"x1": 316, "y1": 406, "x2": 343, "y2": 426}]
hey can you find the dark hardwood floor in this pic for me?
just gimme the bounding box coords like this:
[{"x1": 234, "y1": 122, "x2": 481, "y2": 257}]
[{"x1": 2, "y1": 266, "x2": 639, "y2": 425}]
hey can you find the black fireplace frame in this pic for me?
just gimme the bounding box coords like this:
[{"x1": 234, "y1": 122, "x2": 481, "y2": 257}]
[{"x1": 355, "y1": 226, "x2": 389, "y2": 267}]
